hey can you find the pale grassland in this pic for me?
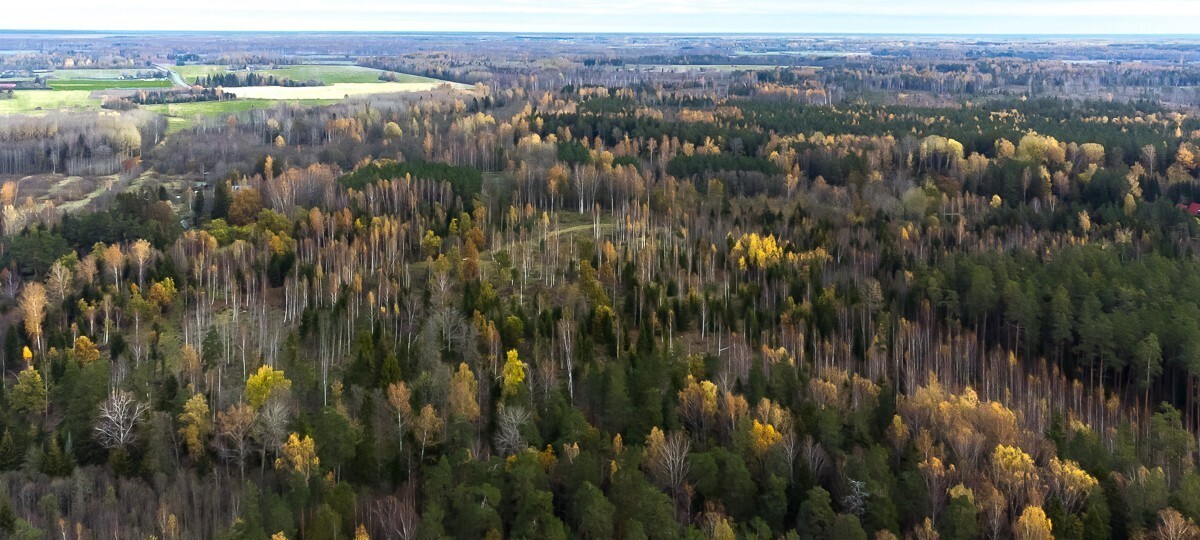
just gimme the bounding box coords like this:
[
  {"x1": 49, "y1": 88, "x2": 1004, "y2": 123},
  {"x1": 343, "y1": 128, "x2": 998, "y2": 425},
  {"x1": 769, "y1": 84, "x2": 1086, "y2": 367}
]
[
  {"x1": 172, "y1": 64, "x2": 434, "y2": 85},
  {"x1": 228, "y1": 81, "x2": 468, "y2": 100},
  {"x1": 147, "y1": 99, "x2": 341, "y2": 133},
  {"x1": 49, "y1": 79, "x2": 172, "y2": 90},
  {"x1": 50, "y1": 68, "x2": 163, "y2": 79},
  {"x1": 0, "y1": 90, "x2": 100, "y2": 114}
]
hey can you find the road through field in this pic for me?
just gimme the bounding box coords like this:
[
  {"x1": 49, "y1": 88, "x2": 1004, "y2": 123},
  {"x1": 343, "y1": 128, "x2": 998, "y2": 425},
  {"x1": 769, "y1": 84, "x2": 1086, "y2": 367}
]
[{"x1": 156, "y1": 64, "x2": 188, "y2": 87}]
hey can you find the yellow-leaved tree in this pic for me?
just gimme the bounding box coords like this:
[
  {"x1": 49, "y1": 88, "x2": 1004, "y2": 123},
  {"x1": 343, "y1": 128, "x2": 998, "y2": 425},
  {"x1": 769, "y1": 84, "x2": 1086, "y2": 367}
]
[
  {"x1": 276, "y1": 433, "x2": 319, "y2": 481},
  {"x1": 993, "y1": 444, "x2": 1039, "y2": 512},
  {"x1": 749, "y1": 420, "x2": 782, "y2": 458},
  {"x1": 449, "y1": 363, "x2": 481, "y2": 423},
  {"x1": 501, "y1": 349, "x2": 526, "y2": 399},
  {"x1": 1013, "y1": 505, "x2": 1053, "y2": 540},
  {"x1": 246, "y1": 365, "x2": 292, "y2": 409},
  {"x1": 178, "y1": 393, "x2": 211, "y2": 459},
  {"x1": 72, "y1": 335, "x2": 100, "y2": 365}
]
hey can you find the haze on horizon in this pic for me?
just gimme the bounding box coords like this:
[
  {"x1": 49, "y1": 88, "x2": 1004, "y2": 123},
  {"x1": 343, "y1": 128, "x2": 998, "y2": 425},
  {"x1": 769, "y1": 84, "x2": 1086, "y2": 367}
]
[{"x1": 6, "y1": 0, "x2": 1200, "y2": 35}]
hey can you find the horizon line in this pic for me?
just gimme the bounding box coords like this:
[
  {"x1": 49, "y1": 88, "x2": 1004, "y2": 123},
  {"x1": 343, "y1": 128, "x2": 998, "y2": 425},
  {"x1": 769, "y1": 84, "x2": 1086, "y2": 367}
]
[{"x1": 2, "y1": 29, "x2": 1200, "y2": 38}]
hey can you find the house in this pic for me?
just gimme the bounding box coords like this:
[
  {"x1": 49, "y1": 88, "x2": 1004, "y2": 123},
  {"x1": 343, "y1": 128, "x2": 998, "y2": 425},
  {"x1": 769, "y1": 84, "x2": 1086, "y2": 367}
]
[{"x1": 1178, "y1": 202, "x2": 1200, "y2": 216}]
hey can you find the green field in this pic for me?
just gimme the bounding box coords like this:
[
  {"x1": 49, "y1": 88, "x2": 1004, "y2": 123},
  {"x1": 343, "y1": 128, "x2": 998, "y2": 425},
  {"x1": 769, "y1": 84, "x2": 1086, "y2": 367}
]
[
  {"x1": 147, "y1": 98, "x2": 340, "y2": 133},
  {"x1": 49, "y1": 79, "x2": 174, "y2": 90},
  {"x1": 172, "y1": 63, "x2": 431, "y2": 85},
  {"x1": 50, "y1": 68, "x2": 163, "y2": 79},
  {"x1": 0, "y1": 90, "x2": 100, "y2": 114}
]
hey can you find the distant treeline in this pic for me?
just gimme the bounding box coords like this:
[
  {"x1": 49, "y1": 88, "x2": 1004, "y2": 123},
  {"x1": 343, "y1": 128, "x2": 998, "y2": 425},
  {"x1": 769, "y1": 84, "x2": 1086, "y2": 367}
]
[
  {"x1": 130, "y1": 87, "x2": 235, "y2": 105},
  {"x1": 194, "y1": 72, "x2": 321, "y2": 88},
  {"x1": 582, "y1": 58, "x2": 625, "y2": 67},
  {"x1": 102, "y1": 88, "x2": 235, "y2": 111},
  {"x1": 359, "y1": 60, "x2": 480, "y2": 85}
]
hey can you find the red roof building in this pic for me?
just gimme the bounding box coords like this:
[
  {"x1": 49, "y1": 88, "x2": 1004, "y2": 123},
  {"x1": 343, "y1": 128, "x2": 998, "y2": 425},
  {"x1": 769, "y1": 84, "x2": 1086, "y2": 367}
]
[{"x1": 1179, "y1": 202, "x2": 1200, "y2": 216}]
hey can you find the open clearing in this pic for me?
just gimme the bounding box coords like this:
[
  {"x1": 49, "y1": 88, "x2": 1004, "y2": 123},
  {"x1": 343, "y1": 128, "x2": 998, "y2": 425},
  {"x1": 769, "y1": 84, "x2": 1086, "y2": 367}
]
[
  {"x1": 1, "y1": 64, "x2": 465, "y2": 121},
  {"x1": 228, "y1": 81, "x2": 468, "y2": 100},
  {"x1": 49, "y1": 68, "x2": 163, "y2": 79},
  {"x1": 49, "y1": 79, "x2": 173, "y2": 90},
  {"x1": 147, "y1": 98, "x2": 341, "y2": 133},
  {"x1": 0, "y1": 90, "x2": 100, "y2": 114},
  {"x1": 172, "y1": 64, "x2": 433, "y2": 85}
]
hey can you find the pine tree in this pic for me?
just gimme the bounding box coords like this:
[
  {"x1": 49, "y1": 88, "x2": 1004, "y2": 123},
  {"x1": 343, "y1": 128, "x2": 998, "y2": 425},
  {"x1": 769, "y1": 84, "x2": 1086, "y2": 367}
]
[{"x1": 0, "y1": 429, "x2": 21, "y2": 471}]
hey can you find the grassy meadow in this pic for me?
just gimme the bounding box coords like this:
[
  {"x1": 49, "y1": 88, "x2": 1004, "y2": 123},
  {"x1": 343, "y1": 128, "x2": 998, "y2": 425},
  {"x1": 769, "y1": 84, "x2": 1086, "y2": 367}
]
[{"x1": 172, "y1": 63, "x2": 429, "y2": 85}]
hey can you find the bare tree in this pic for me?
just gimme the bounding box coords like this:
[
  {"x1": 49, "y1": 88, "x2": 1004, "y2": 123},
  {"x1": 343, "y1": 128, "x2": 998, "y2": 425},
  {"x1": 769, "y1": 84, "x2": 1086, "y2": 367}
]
[
  {"x1": 494, "y1": 404, "x2": 531, "y2": 456},
  {"x1": 252, "y1": 397, "x2": 291, "y2": 475},
  {"x1": 645, "y1": 428, "x2": 691, "y2": 499},
  {"x1": 375, "y1": 491, "x2": 420, "y2": 540},
  {"x1": 46, "y1": 260, "x2": 73, "y2": 304},
  {"x1": 95, "y1": 390, "x2": 150, "y2": 450},
  {"x1": 558, "y1": 314, "x2": 575, "y2": 403},
  {"x1": 215, "y1": 403, "x2": 257, "y2": 479}
]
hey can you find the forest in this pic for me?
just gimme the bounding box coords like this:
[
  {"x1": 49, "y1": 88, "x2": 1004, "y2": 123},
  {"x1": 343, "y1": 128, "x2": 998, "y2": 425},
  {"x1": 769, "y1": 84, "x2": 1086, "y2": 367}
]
[{"x1": 3, "y1": 32, "x2": 1200, "y2": 540}]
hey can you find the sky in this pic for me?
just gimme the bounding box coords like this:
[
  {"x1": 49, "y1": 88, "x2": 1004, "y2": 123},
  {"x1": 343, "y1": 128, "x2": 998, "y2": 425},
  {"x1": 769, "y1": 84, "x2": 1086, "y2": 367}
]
[{"x1": 6, "y1": 0, "x2": 1200, "y2": 34}]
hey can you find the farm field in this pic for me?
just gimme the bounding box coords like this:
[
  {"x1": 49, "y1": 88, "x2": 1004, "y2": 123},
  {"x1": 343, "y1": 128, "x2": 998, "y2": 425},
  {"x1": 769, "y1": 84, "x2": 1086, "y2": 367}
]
[
  {"x1": 49, "y1": 68, "x2": 164, "y2": 79},
  {"x1": 172, "y1": 63, "x2": 431, "y2": 85},
  {"x1": 228, "y1": 80, "x2": 466, "y2": 100},
  {"x1": 0, "y1": 90, "x2": 99, "y2": 114},
  {"x1": 147, "y1": 98, "x2": 340, "y2": 133},
  {"x1": 48, "y1": 79, "x2": 173, "y2": 90}
]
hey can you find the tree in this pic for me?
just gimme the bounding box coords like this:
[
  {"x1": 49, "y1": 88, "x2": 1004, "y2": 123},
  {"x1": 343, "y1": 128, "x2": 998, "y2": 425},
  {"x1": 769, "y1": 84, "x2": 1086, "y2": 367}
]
[
  {"x1": 228, "y1": 187, "x2": 264, "y2": 226},
  {"x1": 276, "y1": 433, "x2": 320, "y2": 482},
  {"x1": 72, "y1": 335, "x2": 100, "y2": 365},
  {"x1": 494, "y1": 404, "x2": 531, "y2": 456},
  {"x1": 1135, "y1": 334, "x2": 1163, "y2": 407},
  {"x1": 1013, "y1": 505, "x2": 1053, "y2": 540},
  {"x1": 95, "y1": 390, "x2": 150, "y2": 450},
  {"x1": 1154, "y1": 508, "x2": 1200, "y2": 540},
  {"x1": 1046, "y1": 457, "x2": 1097, "y2": 513},
  {"x1": 448, "y1": 363, "x2": 480, "y2": 423},
  {"x1": 212, "y1": 181, "x2": 232, "y2": 220},
  {"x1": 216, "y1": 403, "x2": 257, "y2": 479},
  {"x1": 0, "y1": 429, "x2": 21, "y2": 471},
  {"x1": 374, "y1": 493, "x2": 420, "y2": 540},
  {"x1": 992, "y1": 444, "x2": 1038, "y2": 511},
  {"x1": 46, "y1": 260, "x2": 72, "y2": 304},
  {"x1": 253, "y1": 397, "x2": 292, "y2": 475},
  {"x1": 130, "y1": 238, "x2": 152, "y2": 289},
  {"x1": 798, "y1": 486, "x2": 836, "y2": 539},
  {"x1": 413, "y1": 404, "x2": 443, "y2": 463},
  {"x1": 749, "y1": 419, "x2": 782, "y2": 459},
  {"x1": 387, "y1": 382, "x2": 413, "y2": 450},
  {"x1": 643, "y1": 427, "x2": 691, "y2": 499},
  {"x1": 501, "y1": 349, "x2": 526, "y2": 399},
  {"x1": 313, "y1": 407, "x2": 358, "y2": 475},
  {"x1": 11, "y1": 367, "x2": 47, "y2": 419},
  {"x1": 246, "y1": 365, "x2": 292, "y2": 409},
  {"x1": 677, "y1": 377, "x2": 718, "y2": 440},
  {"x1": 18, "y1": 282, "x2": 46, "y2": 356},
  {"x1": 941, "y1": 484, "x2": 979, "y2": 540},
  {"x1": 178, "y1": 393, "x2": 211, "y2": 459},
  {"x1": 103, "y1": 243, "x2": 124, "y2": 288},
  {"x1": 573, "y1": 482, "x2": 614, "y2": 539}
]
